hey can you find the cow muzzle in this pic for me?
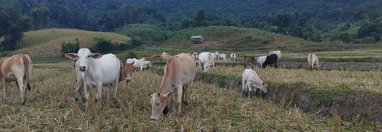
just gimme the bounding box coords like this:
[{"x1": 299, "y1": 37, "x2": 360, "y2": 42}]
[
  {"x1": 79, "y1": 66, "x2": 86, "y2": 71},
  {"x1": 125, "y1": 78, "x2": 132, "y2": 83}
]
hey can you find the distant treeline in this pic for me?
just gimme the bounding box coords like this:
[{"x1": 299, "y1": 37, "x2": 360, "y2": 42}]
[{"x1": 1, "y1": 0, "x2": 382, "y2": 51}]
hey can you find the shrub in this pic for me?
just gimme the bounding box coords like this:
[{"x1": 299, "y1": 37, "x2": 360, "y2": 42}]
[
  {"x1": 61, "y1": 38, "x2": 80, "y2": 56},
  {"x1": 92, "y1": 37, "x2": 114, "y2": 53}
]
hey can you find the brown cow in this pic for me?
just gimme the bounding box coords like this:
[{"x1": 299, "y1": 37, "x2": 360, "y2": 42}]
[
  {"x1": 119, "y1": 62, "x2": 134, "y2": 83},
  {"x1": 149, "y1": 53, "x2": 197, "y2": 120},
  {"x1": 243, "y1": 56, "x2": 259, "y2": 69},
  {"x1": 0, "y1": 54, "x2": 33, "y2": 105}
]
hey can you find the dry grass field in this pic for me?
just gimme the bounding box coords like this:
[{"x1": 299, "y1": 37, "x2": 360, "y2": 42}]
[
  {"x1": 0, "y1": 63, "x2": 379, "y2": 131},
  {"x1": 15, "y1": 28, "x2": 130, "y2": 60}
]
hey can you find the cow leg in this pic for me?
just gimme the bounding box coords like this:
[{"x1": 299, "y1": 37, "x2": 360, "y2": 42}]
[
  {"x1": 182, "y1": 85, "x2": 188, "y2": 105},
  {"x1": 2, "y1": 79, "x2": 8, "y2": 103},
  {"x1": 242, "y1": 79, "x2": 246, "y2": 97},
  {"x1": 176, "y1": 84, "x2": 183, "y2": 115},
  {"x1": 16, "y1": 76, "x2": 26, "y2": 105},
  {"x1": 95, "y1": 83, "x2": 102, "y2": 103},
  {"x1": 74, "y1": 79, "x2": 83, "y2": 101}
]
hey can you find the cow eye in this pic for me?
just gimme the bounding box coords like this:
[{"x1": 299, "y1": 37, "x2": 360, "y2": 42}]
[
  {"x1": 156, "y1": 103, "x2": 160, "y2": 106},
  {"x1": 87, "y1": 55, "x2": 91, "y2": 58}
]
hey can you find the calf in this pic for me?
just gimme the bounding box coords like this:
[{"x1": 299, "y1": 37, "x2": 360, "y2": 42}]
[
  {"x1": 198, "y1": 52, "x2": 215, "y2": 72},
  {"x1": 242, "y1": 69, "x2": 267, "y2": 97},
  {"x1": 213, "y1": 51, "x2": 220, "y2": 60},
  {"x1": 308, "y1": 53, "x2": 319, "y2": 70},
  {"x1": 243, "y1": 56, "x2": 258, "y2": 69},
  {"x1": 230, "y1": 53, "x2": 236, "y2": 61},
  {"x1": 120, "y1": 62, "x2": 134, "y2": 83},
  {"x1": 262, "y1": 54, "x2": 278, "y2": 68},
  {"x1": 0, "y1": 54, "x2": 32, "y2": 105},
  {"x1": 65, "y1": 48, "x2": 121, "y2": 110},
  {"x1": 150, "y1": 53, "x2": 197, "y2": 120},
  {"x1": 126, "y1": 58, "x2": 152, "y2": 71}
]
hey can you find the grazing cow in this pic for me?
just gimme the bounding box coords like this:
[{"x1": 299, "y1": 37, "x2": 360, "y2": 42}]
[
  {"x1": 269, "y1": 50, "x2": 282, "y2": 58},
  {"x1": 243, "y1": 56, "x2": 258, "y2": 69},
  {"x1": 126, "y1": 58, "x2": 152, "y2": 71},
  {"x1": 220, "y1": 53, "x2": 227, "y2": 60},
  {"x1": 242, "y1": 69, "x2": 267, "y2": 97},
  {"x1": 230, "y1": 53, "x2": 236, "y2": 61},
  {"x1": 213, "y1": 51, "x2": 220, "y2": 60},
  {"x1": 256, "y1": 56, "x2": 266, "y2": 67},
  {"x1": 192, "y1": 52, "x2": 198, "y2": 61},
  {"x1": 0, "y1": 54, "x2": 32, "y2": 105},
  {"x1": 262, "y1": 54, "x2": 278, "y2": 68},
  {"x1": 198, "y1": 52, "x2": 215, "y2": 72},
  {"x1": 161, "y1": 52, "x2": 171, "y2": 61},
  {"x1": 150, "y1": 53, "x2": 197, "y2": 120},
  {"x1": 120, "y1": 62, "x2": 134, "y2": 83},
  {"x1": 308, "y1": 53, "x2": 319, "y2": 70},
  {"x1": 65, "y1": 48, "x2": 121, "y2": 110}
]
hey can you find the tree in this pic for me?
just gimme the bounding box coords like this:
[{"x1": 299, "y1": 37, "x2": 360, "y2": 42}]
[
  {"x1": 273, "y1": 12, "x2": 292, "y2": 33},
  {"x1": 31, "y1": 5, "x2": 51, "y2": 29},
  {"x1": 192, "y1": 9, "x2": 209, "y2": 27},
  {"x1": 0, "y1": 7, "x2": 31, "y2": 51}
]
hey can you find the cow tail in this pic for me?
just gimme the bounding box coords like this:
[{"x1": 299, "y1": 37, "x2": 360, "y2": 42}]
[{"x1": 22, "y1": 55, "x2": 31, "y2": 91}]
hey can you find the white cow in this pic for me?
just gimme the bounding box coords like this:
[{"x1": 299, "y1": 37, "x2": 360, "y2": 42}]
[
  {"x1": 242, "y1": 69, "x2": 267, "y2": 97},
  {"x1": 0, "y1": 54, "x2": 33, "y2": 105},
  {"x1": 256, "y1": 56, "x2": 267, "y2": 67},
  {"x1": 161, "y1": 52, "x2": 171, "y2": 61},
  {"x1": 198, "y1": 52, "x2": 215, "y2": 72},
  {"x1": 230, "y1": 53, "x2": 236, "y2": 61},
  {"x1": 126, "y1": 58, "x2": 152, "y2": 71},
  {"x1": 220, "y1": 53, "x2": 227, "y2": 60},
  {"x1": 308, "y1": 53, "x2": 319, "y2": 70},
  {"x1": 213, "y1": 51, "x2": 220, "y2": 60},
  {"x1": 192, "y1": 52, "x2": 198, "y2": 61},
  {"x1": 269, "y1": 50, "x2": 282, "y2": 58},
  {"x1": 65, "y1": 48, "x2": 121, "y2": 110},
  {"x1": 150, "y1": 53, "x2": 197, "y2": 120}
]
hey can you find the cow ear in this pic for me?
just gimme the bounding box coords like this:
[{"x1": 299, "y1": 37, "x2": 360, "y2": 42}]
[
  {"x1": 91, "y1": 53, "x2": 102, "y2": 59},
  {"x1": 65, "y1": 53, "x2": 78, "y2": 61}
]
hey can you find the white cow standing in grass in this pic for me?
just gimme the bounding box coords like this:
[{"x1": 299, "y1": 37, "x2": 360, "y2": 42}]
[
  {"x1": 256, "y1": 56, "x2": 267, "y2": 67},
  {"x1": 213, "y1": 51, "x2": 220, "y2": 61},
  {"x1": 198, "y1": 52, "x2": 215, "y2": 72},
  {"x1": 65, "y1": 48, "x2": 121, "y2": 110},
  {"x1": 242, "y1": 69, "x2": 267, "y2": 97},
  {"x1": 220, "y1": 53, "x2": 227, "y2": 60},
  {"x1": 308, "y1": 53, "x2": 320, "y2": 70},
  {"x1": 230, "y1": 53, "x2": 236, "y2": 61}
]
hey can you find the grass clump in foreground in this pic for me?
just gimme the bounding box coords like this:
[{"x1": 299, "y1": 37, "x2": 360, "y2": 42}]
[{"x1": 0, "y1": 63, "x2": 379, "y2": 131}]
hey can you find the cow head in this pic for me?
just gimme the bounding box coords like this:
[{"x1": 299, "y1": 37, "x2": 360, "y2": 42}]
[
  {"x1": 149, "y1": 92, "x2": 168, "y2": 120},
  {"x1": 203, "y1": 63, "x2": 213, "y2": 72},
  {"x1": 65, "y1": 48, "x2": 101, "y2": 72},
  {"x1": 120, "y1": 62, "x2": 134, "y2": 83}
]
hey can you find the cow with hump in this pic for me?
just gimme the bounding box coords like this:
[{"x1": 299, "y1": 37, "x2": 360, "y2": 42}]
[
  {"x1": 65, "y1": 48, "x2": 121, "y2": 110},
  {"x1": 150, "y1": 53, "x2": 197, "y2": 120},
  {"x1": 198, "y1": 52, "x2": 215, "y2": 72},
  {"x1": 0, "y1": 54, "x2": 32, "y2": 105},
  {"x1": 242, "y1": 69, "x2": 267, "y2": 97}
]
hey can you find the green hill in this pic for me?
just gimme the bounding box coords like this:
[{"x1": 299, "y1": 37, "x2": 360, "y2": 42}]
[{"x1": 16, "y1": 28, "x2": 130, "y2": 59}]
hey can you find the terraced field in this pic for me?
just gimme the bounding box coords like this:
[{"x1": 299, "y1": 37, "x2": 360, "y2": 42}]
[{"x1": 0, "y1": 63, "x2": 380, "y2": 131}]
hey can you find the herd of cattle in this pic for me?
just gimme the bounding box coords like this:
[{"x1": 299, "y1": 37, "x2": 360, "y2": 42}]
[{"x1": 0, "y1": 48, "x2": 320, "y2": 120}]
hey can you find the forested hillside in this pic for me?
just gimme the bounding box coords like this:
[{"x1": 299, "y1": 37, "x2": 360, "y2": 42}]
[{"x1": 1, "y1": 0, "x2": 382, "y2": 51}]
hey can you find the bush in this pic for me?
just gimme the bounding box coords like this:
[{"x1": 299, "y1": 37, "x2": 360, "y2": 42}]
[
  {"x1": 92, "y1": 37, "x2": 114, "y2": 54},
  {"x1": 61, "y1": 38, "x2": 80, "y2": 56},
  {"x1": 117, "y1": 24, "x2": 169, "y2": 44},
  {"x1": 337, "y1": 33, "x2": 353, "y2": 43}
]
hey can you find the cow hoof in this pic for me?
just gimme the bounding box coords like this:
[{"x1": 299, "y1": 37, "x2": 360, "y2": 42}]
[
  {"x1": 75, "y1": 97, "x2": 79, "y2": 101},
  {"x1": 95, "y1": 99, "x2": 98, "y2": 102},
  {"x1": 22, "y1": 102, "x2": 26, "y2": 105},
  {"x1": 183, "y1": 102, "x2": 189, "y2": 106}
]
